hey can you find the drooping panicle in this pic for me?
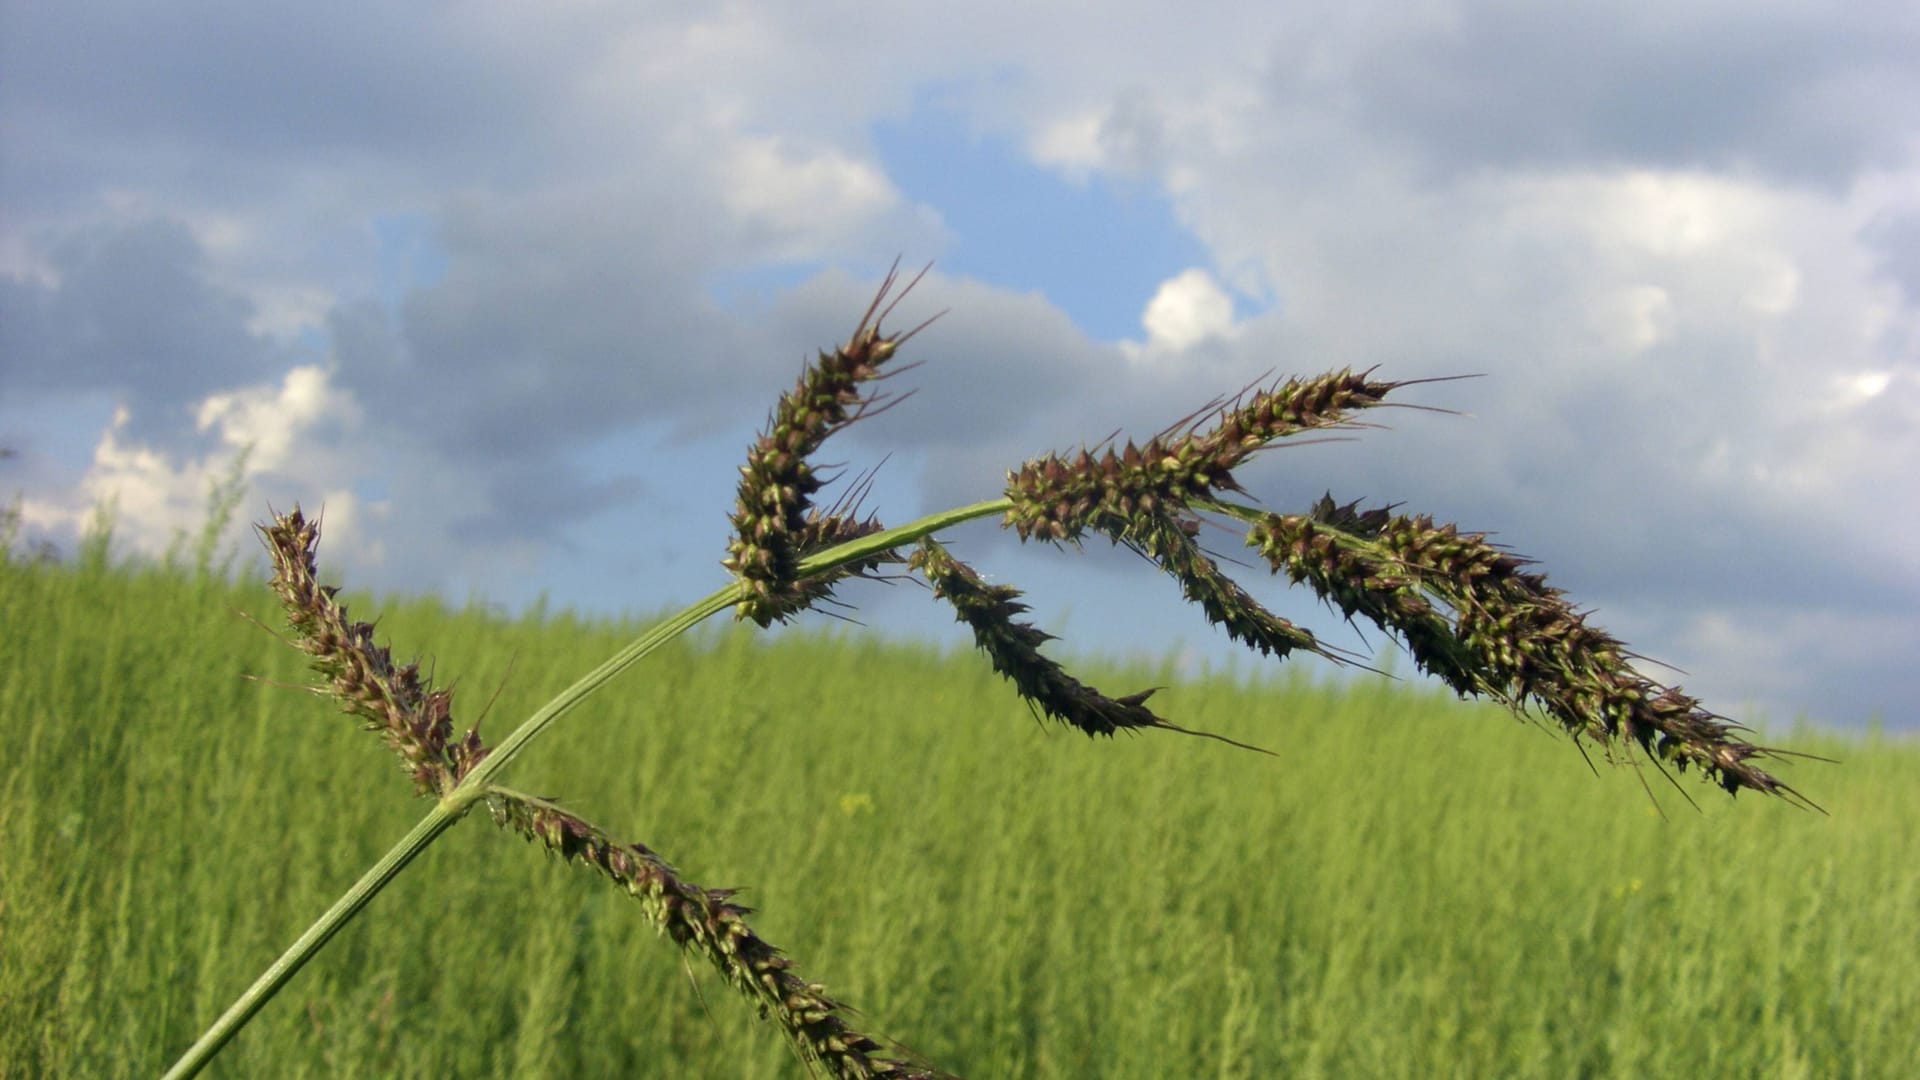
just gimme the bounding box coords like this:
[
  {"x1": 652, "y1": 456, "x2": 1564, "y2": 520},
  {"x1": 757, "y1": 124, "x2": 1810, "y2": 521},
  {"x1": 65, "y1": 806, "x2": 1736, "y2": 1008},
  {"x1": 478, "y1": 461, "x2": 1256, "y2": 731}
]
[
  {"x1": 488, "y1": 791, "x2": 943, "y2": 1080},
  {"x1": 259, "y1": 507, "x2": 488, "y2": 795},
  {"x1": 908, "y1": 538, "x2": 1172, "y2": 738},
  {"x1": 723, "y1": 264, "x2": 930, "y2": 626},
  {"x1": 1248, "y1": 494, "x2": 1812, "y2": 805},
  {"x1": 1122, "y1": 510, "x2": 1342, "y2": 665},
  {"x1": 1003, "y1": 368, "x2": 1401, "y2": 542}
]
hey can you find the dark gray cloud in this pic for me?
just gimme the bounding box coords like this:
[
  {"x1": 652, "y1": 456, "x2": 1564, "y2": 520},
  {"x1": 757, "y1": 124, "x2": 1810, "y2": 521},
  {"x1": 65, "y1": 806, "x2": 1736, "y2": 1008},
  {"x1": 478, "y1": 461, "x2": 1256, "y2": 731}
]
[
  {"x1": 1267, "y1": 1, "x2": 1920, "y2": 189},
  {"x1": 826, "y1": 277, "x2": 1295, "y2": 519},
  {"x1": 456, "y1": 457, "x2": 650, "y2": 543},
  {"x1": 315, "y1": 190, "x2": 937, "y2": 540},
  {"x1": 771, "y1": 272, "x2": 1107, "y2": 430},
  {"x1": 0, "y1": 2, "x2": 571, "y2": 209},
  {"x1": 377, "y1": 187, "x2": 738, "y2": 454},
  {"x1": 0, "y1": 218, "x2": 281, "y2": 442}
]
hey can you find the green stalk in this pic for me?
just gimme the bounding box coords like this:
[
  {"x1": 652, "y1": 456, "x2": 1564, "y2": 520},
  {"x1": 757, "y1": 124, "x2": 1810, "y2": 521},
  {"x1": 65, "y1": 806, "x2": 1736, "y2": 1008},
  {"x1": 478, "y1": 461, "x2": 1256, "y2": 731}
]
[
  {"x1": 797, "y1": 497, "x2": 1009, "y2": 576},
  {"x1": 167, "y1": 496, "x2": 1013, "y2": 1078},
  {"x1": 160, "y1": 799, "x2": 468, "y2": 1080},
  {"x1": 456, "y1": 584, "x2": 742, "y2": 789}
]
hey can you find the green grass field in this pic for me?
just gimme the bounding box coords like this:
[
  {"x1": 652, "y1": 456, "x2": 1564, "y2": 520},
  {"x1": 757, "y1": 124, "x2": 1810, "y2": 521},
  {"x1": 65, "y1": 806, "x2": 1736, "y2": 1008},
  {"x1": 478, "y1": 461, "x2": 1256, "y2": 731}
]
[{"x1": 3, "y1": 553, "x2": 1915, "y2": 1078}]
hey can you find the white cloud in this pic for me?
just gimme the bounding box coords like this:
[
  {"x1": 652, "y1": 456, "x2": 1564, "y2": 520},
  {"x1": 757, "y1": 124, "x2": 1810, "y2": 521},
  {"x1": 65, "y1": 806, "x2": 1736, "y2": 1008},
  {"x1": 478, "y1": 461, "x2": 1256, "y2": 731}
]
[
  {"x1": 196, "y1": 365, "x2": 359, "y2": 470},
  {"x1": 19, "y1": 366, "x2": 362, "y2": 562},
  {"x1": 1136, "y1": 267, "x2": 1235, "y2": 352},
  {"x1": 721, "y1": 136, "x2": 904, "y2": 261},
  {"x1": 1597, "y1": 283, "x2": 1675, "y2": 352},
  {"x1": 1835, "y1": 369, "x2": 1892, "y2": 405},
  {"x1": 302, "y1": 488, "x2": 385, "y2": 570},
  {"x1": 1029, "y1": 113, "x2": 1105, "y2": 176}
]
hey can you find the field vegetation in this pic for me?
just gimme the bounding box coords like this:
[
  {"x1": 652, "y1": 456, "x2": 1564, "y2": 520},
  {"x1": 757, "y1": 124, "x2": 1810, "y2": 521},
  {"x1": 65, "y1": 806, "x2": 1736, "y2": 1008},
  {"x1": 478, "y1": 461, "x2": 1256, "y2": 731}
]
[{"x1": 3, "y1": 549, "x2": 1914, "y2": 1078}]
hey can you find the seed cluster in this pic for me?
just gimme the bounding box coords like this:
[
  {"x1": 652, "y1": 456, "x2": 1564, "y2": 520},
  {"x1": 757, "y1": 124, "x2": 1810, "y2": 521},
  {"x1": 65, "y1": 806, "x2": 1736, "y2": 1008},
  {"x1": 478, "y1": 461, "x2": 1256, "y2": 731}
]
[
  {"x1": 489, "y1": 792, "x2": 941, "y2": 1079},
  {"x1": 909, "y1": 538, "x2": 1167, "y2": 737},
  {"x1": 1249, "y1": 494, "x2": 1812, "y2": 805},
  {"x1": 261, "y1": 508, "x2": 486, "y2": 796},
  {"x1": 1003, "y1": 368, "x2": 1399, "y2": 542},
  {"x1": 1124, "y1": 511, "x2": 1334, "y2": 664},
  {"x1": 723, "y1": 267, "x2": 928, "y2": 626}
]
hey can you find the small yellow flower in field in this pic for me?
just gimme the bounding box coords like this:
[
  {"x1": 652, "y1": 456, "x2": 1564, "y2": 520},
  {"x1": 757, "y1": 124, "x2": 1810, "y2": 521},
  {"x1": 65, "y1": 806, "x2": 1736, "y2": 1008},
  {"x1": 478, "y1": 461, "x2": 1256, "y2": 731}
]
[{"x1": 839, "y1": 792, "x2": 874, "y2": 817}]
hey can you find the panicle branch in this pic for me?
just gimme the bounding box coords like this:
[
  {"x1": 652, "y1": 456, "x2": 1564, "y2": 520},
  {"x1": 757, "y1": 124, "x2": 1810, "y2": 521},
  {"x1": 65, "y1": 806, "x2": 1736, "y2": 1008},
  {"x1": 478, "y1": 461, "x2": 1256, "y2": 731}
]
[
  {"x1": 1002, "y1": 368, "x2": 1400, "y2": 542},
  {"x1": 1249, "y1": 494, "x2": 1814, "y2": 806},
  {"x1": 487, "y1": 790, "x2": 944, "y2": 1079},
  {"x1": 259, "y1": 507, "x2": 487, "y2": 796},
  {"x1": 723, "y1": 263, "x2": 932, "y2": 626},
  {"x1": 908, "y1": 538, "x2": 1168, "y2": 737},
  {"x1": 261, "y1": 507, "x2": 937, "y2": 1075},
  {"x1": 1122, "y1": 510, "x2": 1346, "y2": 666}
]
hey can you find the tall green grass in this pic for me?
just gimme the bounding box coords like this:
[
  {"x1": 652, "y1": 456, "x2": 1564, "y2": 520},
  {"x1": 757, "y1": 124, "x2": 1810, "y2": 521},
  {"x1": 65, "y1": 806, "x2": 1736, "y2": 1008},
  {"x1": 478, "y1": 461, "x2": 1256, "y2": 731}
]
[{"x1": 3, "y1": 554, "x2": 1913, "y2": 1077}]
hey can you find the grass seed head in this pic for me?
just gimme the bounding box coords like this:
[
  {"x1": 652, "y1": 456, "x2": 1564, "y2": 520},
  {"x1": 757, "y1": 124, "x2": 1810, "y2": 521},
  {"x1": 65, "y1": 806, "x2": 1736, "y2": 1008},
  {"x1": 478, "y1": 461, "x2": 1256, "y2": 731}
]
[
  {"x1": 1248, "y1": 494, "x2": 1814, "y2": 806},
  {"x1": 264, "y1": 506, "x2": 939, "y2": 1076},
  {"x1": 910, "y1": 537, "x2": 1204, "y2": 741},
  {"x1": 488, "y1": 791, "x2": 946, "y2": 1079},
  {"x1": 215, "y1": 288, "x2": 1825, "y2": 1080},
  {"x1": 259, "y1": 506, "x2": 486, "y2": 796},
  {"x1": 1122, "y1": 510, "x2": 1346, "y2": 666},
  {"x1": 1003, "y1": 368, "x2": 1401, "y2": 542},
  {"x1": 724, "y1": 264, "x2": 930, "y2": 626}
]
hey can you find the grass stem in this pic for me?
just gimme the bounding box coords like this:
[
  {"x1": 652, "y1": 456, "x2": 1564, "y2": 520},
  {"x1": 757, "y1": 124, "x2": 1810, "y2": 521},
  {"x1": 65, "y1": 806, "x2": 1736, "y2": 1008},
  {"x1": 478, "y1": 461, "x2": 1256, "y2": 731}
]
[{"x1": 160, "y1": 799, "x2": 468, "y2": 1080}]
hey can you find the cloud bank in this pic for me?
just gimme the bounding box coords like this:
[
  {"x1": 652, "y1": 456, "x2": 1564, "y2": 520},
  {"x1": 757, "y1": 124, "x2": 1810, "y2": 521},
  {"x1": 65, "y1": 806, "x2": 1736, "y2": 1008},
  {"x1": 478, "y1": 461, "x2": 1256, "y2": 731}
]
[{"x1": 3, "y1": 0, "x2": 1914, "y2": 728}]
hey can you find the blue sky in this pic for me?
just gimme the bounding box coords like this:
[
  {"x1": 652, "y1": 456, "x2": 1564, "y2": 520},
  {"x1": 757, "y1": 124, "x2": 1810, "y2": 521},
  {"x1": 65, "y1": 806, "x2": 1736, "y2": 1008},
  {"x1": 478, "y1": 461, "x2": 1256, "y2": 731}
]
[
  {"x1": 871, "y1": 95, "x2": 1216, "y2": 341},
  {"x1": 2, "y1": 1, "x2": 1917, "y2": 734}
]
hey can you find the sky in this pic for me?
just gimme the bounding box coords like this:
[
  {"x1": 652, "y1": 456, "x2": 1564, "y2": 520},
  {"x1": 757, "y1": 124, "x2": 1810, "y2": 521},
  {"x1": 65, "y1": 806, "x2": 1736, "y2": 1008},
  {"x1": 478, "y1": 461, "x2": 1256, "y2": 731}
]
[{"x1": 2, "y1": 1, "x2": 1916, "y2": 733}]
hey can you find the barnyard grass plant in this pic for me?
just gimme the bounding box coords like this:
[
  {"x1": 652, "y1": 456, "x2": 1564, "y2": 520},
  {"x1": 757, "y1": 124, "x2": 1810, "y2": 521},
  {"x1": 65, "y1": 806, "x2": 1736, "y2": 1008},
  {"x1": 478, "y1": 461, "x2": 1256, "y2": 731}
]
[{"x1": 165, "y1": 264, "x2": 1817, "y2": 1079}]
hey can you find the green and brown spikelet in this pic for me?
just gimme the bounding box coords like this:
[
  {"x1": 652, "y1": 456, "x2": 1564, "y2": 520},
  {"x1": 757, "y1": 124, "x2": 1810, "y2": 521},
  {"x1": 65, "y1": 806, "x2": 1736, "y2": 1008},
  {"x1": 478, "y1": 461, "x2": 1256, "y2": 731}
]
[
  {"x1": 487, "y1": 791, "x2": 942, "y2": 1079},
  {"x1": 260, "y1": 506, "x2": 487, "y2": 796},
  {"x1": 776, "y1": 479, "x2": 897, "y2": 620},
  {"x1": 909, "y1": 537, "x2": 1167, "y2": 738},
  {"x1": 723, "y1": 263, "x2": 935, "y2": 627},
  {"x1": 1249, "y1": 494, "x2": 1816, "y2": 806},
  {"x1": 1002, "y1": 368, "x2": 1402, "y2": 543},
  {"x1": 1121, "y1": 509, "x2": 1346, "y2": 666},
  {"x1": 908, "y1": 536, "x2": 1271, "y2": 753},
  {"x1": 991, "y1": 371, "x2": 1395, "y2": 696}
]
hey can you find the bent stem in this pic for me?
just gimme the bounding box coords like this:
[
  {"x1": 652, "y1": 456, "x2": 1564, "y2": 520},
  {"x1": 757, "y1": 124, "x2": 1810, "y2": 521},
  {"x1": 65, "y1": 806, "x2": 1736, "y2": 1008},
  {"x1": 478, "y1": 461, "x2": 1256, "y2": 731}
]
[{"x1": 167, "y1": 497, "x2": 1013, "y2": 1079}]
